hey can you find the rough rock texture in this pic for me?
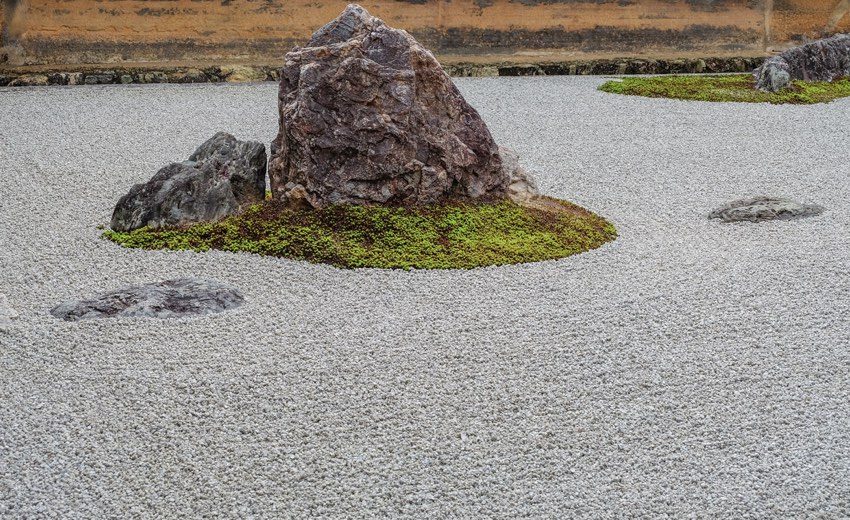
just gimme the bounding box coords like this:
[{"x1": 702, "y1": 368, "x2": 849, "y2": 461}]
[
  {"x1": 708, "y1": 196, "x2": 824, "y2": 222},
  {"x1": 269, "y1": 4, "x2": 509, "y2": 208},
  {"x1": 754, "y1": 33, "x2": 850, "y2": 91},
  {"x1": 500, "y1": 147, "x2": 540, "y2": 204},
  {"x1": 0, "y1": 293, "x2": 19, "y2": 328},
  {"x1": 111, "y1": 132, "x2": 266, "y2": 232},
  {"x1": 50, "y1": 279, "x2": 244, "y2": 321}
]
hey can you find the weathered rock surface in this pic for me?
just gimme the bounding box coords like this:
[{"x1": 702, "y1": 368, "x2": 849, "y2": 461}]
[
  {"x1": 50, "y1": 278, "x2": 244, "y2": 321},
  {"x1": 500, "y1": 147, "x2": 540, "y2": 204},
  {"x1": 111, "y1": 132, "x2": 266, "y2": 232},
  {"x1": 709, "y1": 196, "x2": 824, "y2": 223},
  {"x1": 0, "y1": 293, "x2": 19, "y2": 328},
  {"x1": 8, "y1": 74, "x2": 49, "y2": 87},
  {"x1": 269, "y1": 4, "x2": 509, "y2": 208},
  {"x1": 754, "y1": 33, "x2": 850, "y2": 92}
]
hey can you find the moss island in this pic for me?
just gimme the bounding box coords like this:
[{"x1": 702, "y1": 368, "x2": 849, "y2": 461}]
[
  {"x1": 599, "y1": 74, "x2": 850, "y2": 104},
  {"x1": 104, "y1": 198, "x2": 617, "y2": 270}
]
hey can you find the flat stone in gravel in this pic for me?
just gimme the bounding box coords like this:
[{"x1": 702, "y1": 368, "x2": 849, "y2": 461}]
[
  {"x1": 50, "y1": 278, "x2": 244, "y2": 321},
  {"x1": 709, "y1": 196, "x2": 824, "y2": 222},
  {"x1": 111, "y1": 131, "x2": 266, "y2": 232}
]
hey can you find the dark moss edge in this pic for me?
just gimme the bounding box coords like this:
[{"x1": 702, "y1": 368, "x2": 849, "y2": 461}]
[
  {"x1": 597, "y1": 74, "x2": 850, "y2": 105},
  {"x1": 102, "y1": 197, "x2": 618, "y2": 270},
  {"x1": 0, "y1": 56, "x2": 765, "y2": 87}
]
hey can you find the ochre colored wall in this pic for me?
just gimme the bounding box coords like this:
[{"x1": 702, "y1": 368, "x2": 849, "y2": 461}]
[
  {"x1": 771, "y1": 0, "x2": 850, "y2": 44},
  {"x1": 2, "y1": 0, "x2": 850, "y2": 66}
]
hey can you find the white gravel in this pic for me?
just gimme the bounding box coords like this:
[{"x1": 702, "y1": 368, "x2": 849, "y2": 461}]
[{"x1": 1, "y1": 78, "x2": 849, "y2": 518}]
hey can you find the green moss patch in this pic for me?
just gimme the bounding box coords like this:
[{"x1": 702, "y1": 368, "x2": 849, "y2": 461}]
[
  {"x1": 599, "y1": 74, "x2": 850, "y2": 104},
  {"x1": 103, "y1": 198, "x2": 616, "y2": 270}
]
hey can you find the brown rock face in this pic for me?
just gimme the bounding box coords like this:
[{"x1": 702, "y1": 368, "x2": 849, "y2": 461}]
[{"x1": 269, "y1": 4, "x2": 508, "y2": 208}]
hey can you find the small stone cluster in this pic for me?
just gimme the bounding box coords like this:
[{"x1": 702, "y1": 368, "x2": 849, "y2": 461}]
[{"x1": 111, "y1": 4, "x2": 539, "y2": 234}]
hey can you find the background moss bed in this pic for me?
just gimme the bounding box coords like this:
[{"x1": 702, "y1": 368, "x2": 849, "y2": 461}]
[
  {"x1": 599, "y1": 75, "x2": 850, "y2": 104},
  {"x1": 104, "y1": 198, "x2": 617, "y2": 269}
]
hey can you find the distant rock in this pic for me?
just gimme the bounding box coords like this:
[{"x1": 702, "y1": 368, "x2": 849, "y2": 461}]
[
  {"x1": 754, "y1": 33, "x2": 850, "y2": 92},
  {"x1": 50, "y1": 278, "x2": 244, "y2": 321},
  {"x1": 111, "y1": 132, "x2": 266, "y2": 232},
  {"x1": 709, "y1": 196, "x2": 824, "y2": 222},
  {"x1": 269, "y1": 4, "x2": 509, "y2": 208}
]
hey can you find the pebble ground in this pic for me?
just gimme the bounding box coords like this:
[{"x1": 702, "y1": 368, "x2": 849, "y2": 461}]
[{"x1": 1, "y1": 78, "x2": 848, "y2": 518}]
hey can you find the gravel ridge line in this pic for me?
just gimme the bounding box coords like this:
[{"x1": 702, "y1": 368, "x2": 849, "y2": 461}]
[{"x1": 0, "y1": 79, "x2": 848, "y2": 518}]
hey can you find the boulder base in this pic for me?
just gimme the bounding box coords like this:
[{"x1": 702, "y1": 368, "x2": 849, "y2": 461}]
[
  {"x1": 269, "y1": 4, "x2": 509, "y2": 208},
  {"x1": 50, "y1": 278, "x2": 244, "y2": 321},
  {"x1": 111, "y1": 132, "x2": 266, "y2": 232},
  {"x1": 500, "y1": 147, "x2": 540, "y2": 204},
  {"x1": 754, "y1": 33, "x2": 850, "y2": 92}
]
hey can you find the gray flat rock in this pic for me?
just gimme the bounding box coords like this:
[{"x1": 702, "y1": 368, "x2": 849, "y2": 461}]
[
  {"x1": 709, "y1": 196, "x2": 824, "y2": 223},
  {"x1": 50, "y1": 278, "x2": 243, "y2": 321}
]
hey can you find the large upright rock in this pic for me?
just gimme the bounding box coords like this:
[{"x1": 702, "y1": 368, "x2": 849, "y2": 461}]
[
  {"x1": 269, "y1": 4, "x2": 510, "y2": 208},
  {"x1": 111, "y1": 132, "x2": 266, "y2": 232},
  {"x1": 754, "y1": 33, "x2": 850, "y2": 92}
]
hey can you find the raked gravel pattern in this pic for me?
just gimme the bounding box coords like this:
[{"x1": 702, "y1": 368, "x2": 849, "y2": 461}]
[{"x1": 1, "y1": 78, "x2": 849, "y2": 518}]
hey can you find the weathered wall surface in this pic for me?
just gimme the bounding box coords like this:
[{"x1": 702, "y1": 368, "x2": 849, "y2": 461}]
[{"x1": 1, "y1": 0, "x2": 849, "y2": 67}]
